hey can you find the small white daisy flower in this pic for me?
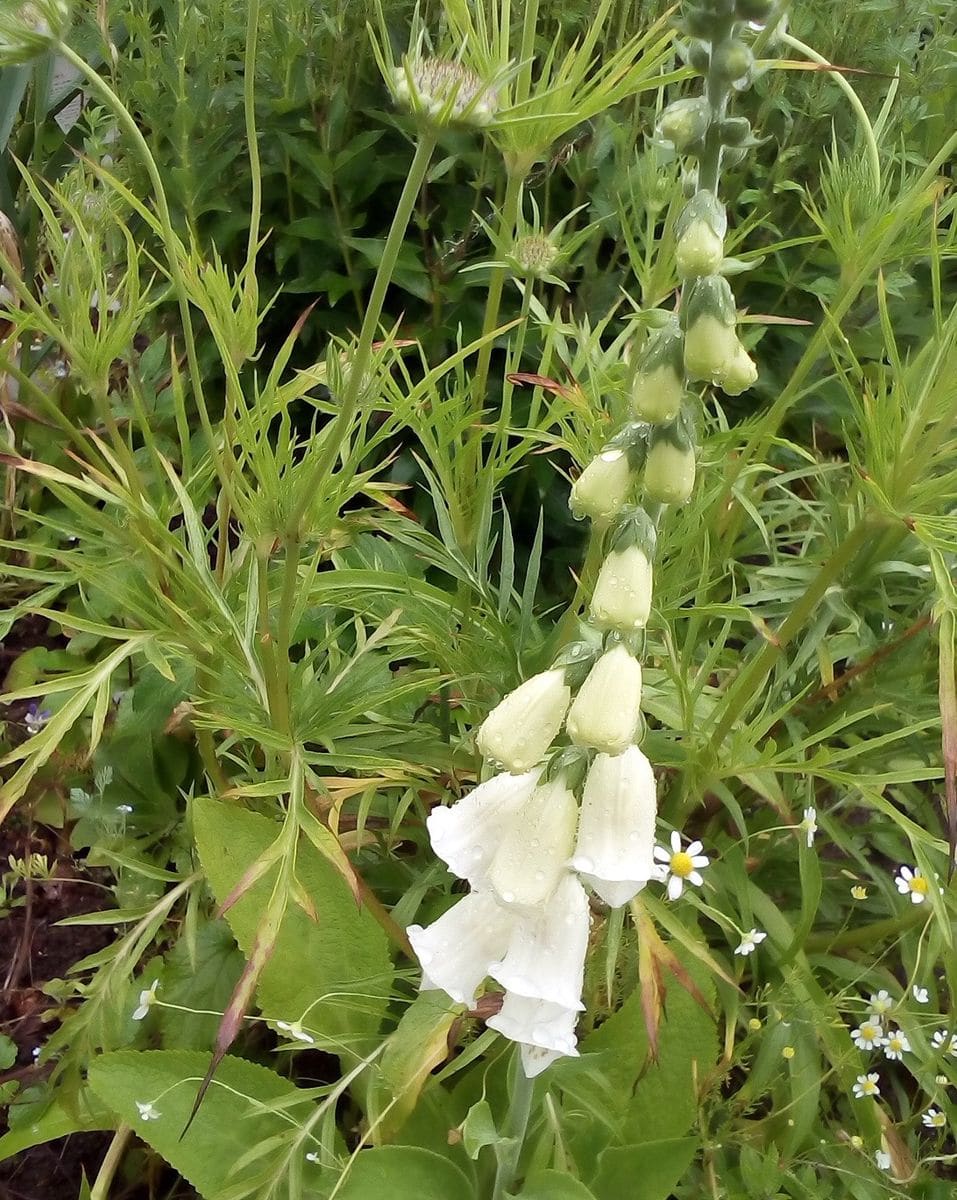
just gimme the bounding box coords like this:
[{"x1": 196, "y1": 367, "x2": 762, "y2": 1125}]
[
  {"x1": 912, "y1": 985, "x2": 930, "y2": 1004},
  {"x1": 931, "y1": 1029, "x2": 957, "y2": 1057},
  {"x1": 135, "y1": 1101, "x2": 161, "y2": 1121},
  {"x1": 801, "y1": 806, "x2": 817, "y2": 848},
  {"x1": 853, "y1": 1073, "x2": 881, "y2": 1099},
  {"x1": 894, "y1": 865, "x2": 931, "y2": 904},
  {"x1": 883, "y1": 1029, "x2": 910, "y2": 1060},
  {"x1": 922, "y1": 1107, "x2": 946, "y2": 1129},
  {"x1": 851, "y1": 1018, "x2": 886, "y2": 1051},
  {"x1": 653, "y1": 831, "x2": 709, "y2": 901},
  {"x1": 875, "y1": 1149, "x2": 891, "y2": 1171},
  {"x1": 868, "y1": 990, "x2": 894, "y2": 1016},
  {"x1": 306, "y1": 1151, "x2": 322, "y2": 1164},
  {"x1": 734, "y1": 929, "x2": 767, "y2": 956},
  {"x1": 276, "y1": 1020, "x2": 316, "y2": 1045},
  {"x1": 132, "y1": 980, "x2": 160, "y2": 1021}
]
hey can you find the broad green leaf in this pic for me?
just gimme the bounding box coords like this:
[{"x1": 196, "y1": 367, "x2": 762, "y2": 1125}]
[
  {"x1": 192, "y1": 797, "x2": 392, "y2": 1058},
  {"x1": 518, "y1": 1169, "x2": 598, "y2": 1199},
  {"x1": 0, "y1": 1091, "x2": 113, "y2": 1162},
  {"x1": 590, "y1": 1137, "x2": 698, "y2": 1200},
  {"x1": 88, "y1": 1051, "x2": 310, "y2": 1200},
  {"x1": 335, "y1": 1146, "x2": 473, "y2": 1200}
]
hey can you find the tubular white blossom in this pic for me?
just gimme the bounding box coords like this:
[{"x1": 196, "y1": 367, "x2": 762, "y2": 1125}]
[
  {"x1": 570, "y1": 449, "x2": 634, "y2": 522},
  {"x1": 489, "y1": 874, "x2": 589, "y2": 1010},
  {"x1": 487, "y1": 775, "x2": 579, "y2": 911},
  {"x1": 572, "y1": 747, "x2": 657, "y2": 907},
  {"x1": 565, "y1": 643, "x2": 642, "y2": 754},
  {"x1": 407, "y1": 891, "x2": 517, "y2": 1006},
  {"x1": 476, "y1": 669, "x2": 571, "y2": 772},
  {"x1": 426, "y1": 769, "x2": 541, "y2": 887},
  {"x1": 590, "y1": 544, "x2": 653, "y2": 631},
  {"x1": 486, "y1": 994, "x2": 580, "y2": 1077}
]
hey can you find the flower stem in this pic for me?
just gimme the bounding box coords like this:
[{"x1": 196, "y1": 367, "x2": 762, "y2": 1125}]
[
  {"x1": 491, "y1": 1051, "x2": 535, "y2": 1200},
  {"x1": 90, "y1": 1124, "x2": 132, "y2": 1200}
]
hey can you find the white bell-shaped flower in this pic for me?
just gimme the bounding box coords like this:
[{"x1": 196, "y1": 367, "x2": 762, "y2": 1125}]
[
  {"x1": 590, "y1": 544, "x2": 653, "y2": 631},
  {"x1": 489, "y1": 874, "x2": 589, "y2": 1011},
  {"x1": 572, "y1": 746, "x2": 657, "y2": 907},
  {"x1": 487, "y1": 993, "x2": 580, "y2": 1077},
  {"x1": 426, "y1": 769, "x2": 540, "y2": 887},
  {"x1": 407, "y1": 891, "x2": 517, "y2": 1006},
  {"x1": 487, "y1": 775, "x2": 579, "y2": 911},
  {"x1": 565, "y1": 643, "x2": 642, "y2": 754},
  {"x1": 570, "y1": 449, "x2": 634, "y2": 523},
  {"x1": 476, "y1": 668, "x2": 571, "y2": 773}
]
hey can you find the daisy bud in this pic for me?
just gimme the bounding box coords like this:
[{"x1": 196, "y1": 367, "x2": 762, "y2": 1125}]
[
  {"x1": 570, "y1": 425, "x2": 645, "y2": 523},
  {"x1": 476, "y1": 668, "x2": 571, "y2": 773},
  {"x1": 572, "y1": 746, "x2": 657, "y2": 907},
  {"x1": 590, "y1": 507, "x2": 657, "y2": 633},
  {"x1": 643, "y1": 411, "x2": 696, "y2": 506},
  {"x1": 0, "y1": 0, "x2": 70, "y2": 64},
  {"x1": 408, "y1": 891, "x2": 517, "y2": 1006},
  {"x1": 391, "y1": 56, "x2": 498, "y2": 127},
  {"x1": 489, "y1": 874, "x2": 589, "y2": 1011},
  {"x1": 630, "y1": 320, "x2": 685, "y2": 424},
  {"x1": 487, "y1": 774, "x2": 579, "y2": 911},
  {"x1": 566, "y1": 643, "x2": 642, "y2": 754},
  {"x1": 675, "y1": 191, "x2": 727, "y2": 279},
  {"x1": 426, "y1": 768, "x2": 541, "y2": 887},
  {"x1": 486, "y1": 994, "x2": 580, "y2": 1077},
  {"x1": 657, "y1": 97, "x2": 711, "y2": 150}
]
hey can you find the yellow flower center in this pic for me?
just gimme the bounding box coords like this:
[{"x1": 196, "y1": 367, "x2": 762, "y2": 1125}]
[
  {"x1": 670, "y1": 851, "x2": 694, "y2": 878},
  {"x1": 909, "y1": 874, "x2": 928, "y2": 895},
  {"x1": 861, "y1": 1024, "x2": 879, "y2": 1041},
  {"x1": 863, "y1": 1080, "x2": 877, "y2": 1094}
]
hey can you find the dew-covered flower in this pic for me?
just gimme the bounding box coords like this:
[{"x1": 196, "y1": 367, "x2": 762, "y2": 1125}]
[
  {"x1": 590, "y1": 544, "x2": 654, "y2": 632},
  {"x1": 801, "y1": 806, "x2": 818, "y2": 848},
  {"x1": 653, "y1": 831, "x2": 709, "y2": 901},
  {"x1": 912, "y1": 985, "x2": 929, "y2": 1005},
  {"x1": 408, "y1": 891, "x2": 516, "y2": 1006},
  {"x1": 630, "y1": 323, "x2": 685, "y2": 425},
  {"x1": 476, "y1": 669, "x2": 571, "y2": 773},
  {"x1": 734, "y1": 929, "x2": 767, "y2": 957},
  {"x1": 922, "y1": 1107, "x2": 946, "y2": 1129},
  {"x1": 868, "y1": 990, "x2": 893, "y2": 1016},
  {"x1": 487, "y1": 775, "x2": 579, "y2": 911},
  {"x1": 571, "y1": 746, "x2": 657, "y2": 906},
  {"x1": 853, "y1": 1073, "x2": 881, "y2": 1099},
  {"x1": 426, "y1": 769, "x2": 541, "y2": 887},
  {"x1": 489, "y1": 874, "x2": 589, "y2": 1011},
  {"x1": 486, "y1": 993, "x2": 580, "y2": 1078},
  {"x1": 570, "y1": 449, "x2": 635, "y2": 523},
  {"x1": 895, "y1": 865, "x2": 931, "y2": 904},
  {"x1": 851, "y1": 1018, "x2": 886, "y2": 1051},
  {"x1": 24, "y1": 704, "x2": 52, "y2": 736},
  {"x1": 276, "y1": 1021, "x2": 316, "y2": 1045},
  {"x1": 132, "y1": 979, "x2": 159, "y2": 1021},
  {"x1": 135, "y1": 1100, "x2": 161, "y2": 1121},
  {"x1": 565, "y1": 643, "x2": 642, "y2": 755},
  {"x1": 931, "y1": 1029, "x2": 957, "y2": 1058},
  {"x1": 883, "y1": 1029, "x2": 910, "y2": 1060}
]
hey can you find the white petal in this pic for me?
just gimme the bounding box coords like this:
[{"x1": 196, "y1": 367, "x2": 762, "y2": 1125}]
[
  {"x1": 476, "y1": 670, "x2": 571, "y2": 772},
  {"x1": 686, "y1": 840, "x2": 703, "y2": 857},
  {"x1": 669, "y1": 830, "x2": 682, "y2": 853},
  {"x1": 688, "y1": 871, "x2": 704, "y2": 887},
  {"x1": 667, "y1": 874, "x2": 684, "y2": 900},
  {"x1": 580, "y1": 873, "x2": 646, "y2": 908},
  {"x1": 487, "y1": 776, "x2": 579, "y2": 911},
  {"x1": 487, "y1": 993, "x2": 580, "y2": 1068},
  {"x1": 653, "y1": 845, "x2": 671, "y2": 863},
  {"x1": 489, "y1": 875, "x2": 589, "y2": 1010},
  {"x1": 426, "y1": 770, "x2": 540, "y2": 886},
  {"x1": 565, "y1": 645, "x2": 642, "y2": 753},
  {"x1": 408, "y1": 891, "x2": 516, "y2": 1006},
  {"x1": 572, "y1": 748, "x2": 656, "y2": 901},
  {"x1": 690, "y1": 854, "x2": 710, "y2": 869}
]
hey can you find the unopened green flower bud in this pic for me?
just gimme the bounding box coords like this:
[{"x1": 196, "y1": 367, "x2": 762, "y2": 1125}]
[
  {"x1": 675, "y1": 191, "x2": 727, "y2": 279},
  {"x1": 0, "y1": 0, "x2": 69, "y2": 64},
  {"x1": 657, "y1": 97, "x2": 711, "y2": 150},
  {"x1": 736, "y1": 0, "x2": 775, "y2": 19},
  {"x1": 644, "y1": 414, "x2": 696, "y2": 506},
  {"x1": 566, "y1": 644, "x2": 642, "y2": 754},
  {"x1": 392, "y1": 57, "x2": 498, "y2": 127},
  {"x1": 719, "y1": 117, "x2": 752, "y2": 146},
  {"x1": 630, "y1": 320, "x2": 685, "y2": 424},
  {"x1": 476, "y1": 668, "x2": 571, "y2": 773},
  {"x1": 682, "y1": 5, "x2": 726, "y2": 40},
  {"x1": 687, "y1": 41, "x2": 711, "y2": 74},
  {"x1": 571, "y1": 425, "x2": 646, "y2": 523},
  {"x1": 721, "y1": 145, "x2": 749, "y2": 169},
  {"x1": 512, "y1": 233, "x2": 559, "y2": 278},
  {"x1": 711, "y1": 41, "x2": 754, "y2": 84}
]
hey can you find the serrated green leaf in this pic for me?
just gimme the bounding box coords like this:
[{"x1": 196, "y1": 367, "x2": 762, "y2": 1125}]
[
  {"x1": 334, "y1": 1146, "x2": 473, "y2": 1200},
  {"x1": 591, "y1": 1138, "x2": 697, "y2": 1200}
]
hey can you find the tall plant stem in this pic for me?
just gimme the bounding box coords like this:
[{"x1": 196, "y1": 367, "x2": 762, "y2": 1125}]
[
  {"x1": 90, "y1": 1124, "x2": 132, "y2": 1200},
  {"x1": 706, "y1": 515, "x2": 878, "y2": 756},
  {"x1": 287, "y1": 132, "x2": 437, "y2": 536},
  {"x1": 243, "y1": 0, "x2": 263, "y2": 269},
  {"x1": 491, "y1": 1053, "x2": 535, "y2": 1200}
]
